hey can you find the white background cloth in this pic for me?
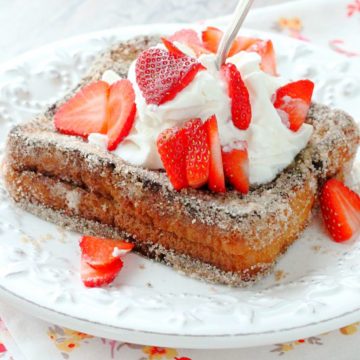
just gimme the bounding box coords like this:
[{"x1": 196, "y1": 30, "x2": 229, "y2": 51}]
[
  {"x1": 0, "y1": 0, "x2": 292, "y2": 63},
  {"x1": 1, "y1": 0, "x2": 360, "y2": 359}
]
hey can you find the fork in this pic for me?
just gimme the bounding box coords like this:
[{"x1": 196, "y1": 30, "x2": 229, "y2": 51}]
[{"x1": 215, "y1": 0, "x2": 255, "y2": 70}]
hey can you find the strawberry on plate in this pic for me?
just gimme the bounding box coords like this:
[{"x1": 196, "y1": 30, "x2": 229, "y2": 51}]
[
  {"x1": 168, "y1": 29, "x2": 209, "y2": 57},
  {"x1": 81, "y1": 257, "x2": 123, "y2": 288},
  {"x1": 80, "y1": 235, "x2": 134, "y2": 288},
  {"x1": 135, "y1": 48, "x2": 204, "y2": 105},
  {"x1": 107, "y1": 79, "x2": 136, "y2": 151},
  {"x1": 222, "y1": 141, "x2": 249, "y2": 194},
  {"x1": 320, "y1": 178, "x2": 360, "y2": 243},
  {"x1": 54, "y1": 81, "x2": 109, "y2": 137},
  {"x1": 80, "y1": 235, "x2": 134, "y2": 271},
  {"x1": 184, "y1": 119, "x2": 210, "y2": 188},
  {"x1": 273, "y1": 80, "x2": 314, "y2": 132},
  {"x1": 205, "y1": 115, "x2": 226, "y2": 193},
  {"x1": 221, "y1": 63, "x2": 252, "y2": 130},
  {"x1": 157, "y1": 126, "x2": 189, "y2": 190}
]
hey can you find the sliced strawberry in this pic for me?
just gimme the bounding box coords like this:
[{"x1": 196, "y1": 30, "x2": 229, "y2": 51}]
[
  {"x1": 80, "y1": 235, "x2": 134, "y2": 271},
  {"x1": 202, "y1": 27, "x2": 223, "y2": 53},
  {"x1": 205, "y1": 115, "x2": 225, "y2": 193},
  {"x1": 107, "y1": 79, "x2": 136, "y2": 151},
  {"x1": 168, "y1": 29, "x2": 209, "y2": 57},
  {"x1": 222, "y1": 141, "x2": 249, "y2": 194},
  {"x1": 161, "y1": 37, "x2": 185, "y2": 57},
  {"x1": 228, "y1": 37, "x2": 258, "y2": 57},
  {"x1": 136, "y1": 48, "x2": 204, "y2": 105},
  {"x1": 169, "y1": 29, "x2": 203, "y2": 48},
  {"x1": 81, "y1": 257, "x2": 123, "y2": 288},
  {"x1": 221, "y1": 63, "x2": 252, "y2": 130},
  {"x1": 202, "y1": 26, "x2": 257, "y2": 57},
  {"x1": 157, "y1": 126, "x2": 189, "y2": 190},
  {"x1": 246, "y1": 40, "x2": 277, "y2": 76},
  {"x1": 274, "y1": 79, "x2": 314, "y2": 104},
  {"x1": 273, "y1": 80, "x2": 314, "y2": 132},
  {"x1": 320, "y1": 178, "x2": 360, "y2": 242},
  {"x1": 184, "y1": 119, "x2": 210, "y2": 188},
  {"x1": 54, "y1": 81, "x2": 109, "y2": 137}
]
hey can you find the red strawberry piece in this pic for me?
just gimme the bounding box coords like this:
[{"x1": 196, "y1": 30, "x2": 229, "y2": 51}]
[
  {"x1": 221, "y1": 63, "x2": 252, "y2": 130},
  {"x1": 168, "y1": 29, "x2": 209, "y2": 57},
  {"x1": 202, "y1": 26, "x2": 223, "y2": 53},
  {"x1": 157, "y1": 126, "x2": 189, "y2": 190},
  {"x1": 54, "y1": 81, "x2": 109, "y2": 138},
  {"x1": 320, "y1": 178, "x2": 360, "y2": 242},
  {"x1": 273, "y1": 80, "x2": 314, "y2": 132},
  {"x1": 161, "y1": 37, "x2": 185, "y2": 57},
  {"x1": 228, "y1": 36, "x2": 258, "y2": 57},
  {"x1": 246, "y1": 40, "x2": 277, "y2": 76},
  {"x1": 81, "y1": 257, "x2": 123, "y2": 288},
  {"x1": 169, "y1": 29, "x2": 203, "y2": 48},
  {"x1": 80, "y1": 235, "x2": 134, "y2": 271},
  {"x1": 202, "y1": 26, "x2": 258, "y2": 57},
  {"x1": 222, "y1": 141, "x2": 249, "y2": 194},
  {"x1": 205, "y1": 115, "x2": 226, "y2": 193},
  {"x1": 184, "y1": 119, "x2": 210, "y2": 188},
  {"x1": 135, "y1": 48, "x2": 204, "y2": 105},
  {"x1": 107, "y1": 79, "x2": 136, "y2": 151}
]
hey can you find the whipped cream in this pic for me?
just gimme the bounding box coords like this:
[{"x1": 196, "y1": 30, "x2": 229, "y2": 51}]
[{"x1": 90, "y1": 45, "x2": 313, "y2": 185}]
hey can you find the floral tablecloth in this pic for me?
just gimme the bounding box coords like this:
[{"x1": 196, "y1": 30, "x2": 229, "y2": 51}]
[
  {"x1": 0, "y1": 304, "x2": 359, "y2": 359},
  {"x1": 1, "y1": 0, "x2": 359, "y2": 358}
]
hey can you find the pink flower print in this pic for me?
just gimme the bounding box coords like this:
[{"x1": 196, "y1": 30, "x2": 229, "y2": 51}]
[
  {"x1": 329, "y1": 39, "x2": 360, "y2": 57},
  {"x1": 347, "y1": 0, "x2": 360, "y2": 16}
]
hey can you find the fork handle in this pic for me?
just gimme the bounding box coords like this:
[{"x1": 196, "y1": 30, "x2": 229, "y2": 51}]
[{"x1": 215, "y1": 0, "x2": 254, "y2": 70}]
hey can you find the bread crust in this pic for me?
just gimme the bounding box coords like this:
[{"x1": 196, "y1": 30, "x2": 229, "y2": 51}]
[{"x1": 3, "y1": 36, "x2": 359, "y2": 286}]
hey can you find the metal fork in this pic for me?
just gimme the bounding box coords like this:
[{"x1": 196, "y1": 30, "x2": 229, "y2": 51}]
[{"x1": 215, "y1": 0, "x2": 255, "y2": 70}]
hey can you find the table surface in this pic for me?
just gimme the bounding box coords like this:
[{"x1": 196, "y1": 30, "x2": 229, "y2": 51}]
[{"x1": 1, "y1": 0, "x2": 292, "y2": 63}]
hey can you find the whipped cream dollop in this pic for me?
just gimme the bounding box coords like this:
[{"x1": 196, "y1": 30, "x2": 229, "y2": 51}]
[{"x1": 90, "y1": 45, "x2": 313, "y2": 185}]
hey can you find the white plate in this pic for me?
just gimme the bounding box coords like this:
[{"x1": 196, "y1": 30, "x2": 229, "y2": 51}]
[{"x1": 0, "y1": 23, "x2": 360, "y2": 349}]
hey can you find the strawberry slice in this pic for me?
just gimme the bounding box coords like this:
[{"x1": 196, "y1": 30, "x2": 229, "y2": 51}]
[
  {"x1": 222, "y1": 141, "x2": 249, "y2": 194},
  {"x1": 205, "y1": 115, "x2": 225, "y2": 193},
  {"x1": 229, "y1": 37, "x2": 258, "y2": 57},
  {"x1": 184, "y1": 119, "x2": 210, "y2": 188},
  {"x1": 273, "y1": 80, "x2": 314, "y2": 132},
  {"x1": 54, "y1": 81, "x2": 109, "y2": 137},
  {"x1": 221, "y1": 63, "x2": 252, "y2": 130},
  {"x1": 202, "y1": 26, "x2": 257, "y2": 57},
  {"x1": 157, "y1": 126, "x2": 189, "y2": 190},
  {"x1": 246, "y1": 40, "x2": 277, "y2": 76},
  {"x1": 202, "y1": 27, "x2": 277, "y2": 75},
  {"x1": 320, "y1": 179, "x2": 360, "y2": 242},
  {"x1": 161, "y1": 37, "x2": 185, "y2": 57},
  {"x1": 168, "y1": 29, "x2": 209, "y2": 57},
  {"x1": 81, "y1": 257, "x2": 123, "y2": 288},
  {"x1": 107, "y1": 79, "x2": 136, "y2": 151},
  {"x1": 136, "y1": 48, "x2": 204, "y2": 105},
  {"x1": 80, "y1": 235, "x2": 134, "y2": 271}
]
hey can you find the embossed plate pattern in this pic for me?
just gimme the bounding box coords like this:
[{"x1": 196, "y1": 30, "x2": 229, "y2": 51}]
[{"x1": 0, "y1": 23, "x2": 360, "y2": 349}]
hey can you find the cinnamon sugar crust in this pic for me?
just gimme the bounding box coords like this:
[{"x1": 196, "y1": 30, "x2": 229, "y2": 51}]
[{"x1": 3, "y1": 35, "x2": 360, "y2": 286}]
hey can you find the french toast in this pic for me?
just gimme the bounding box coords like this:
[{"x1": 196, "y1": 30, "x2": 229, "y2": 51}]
[{"x1": 3, "y1": 35, "x2": 359, "y2": 286}]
